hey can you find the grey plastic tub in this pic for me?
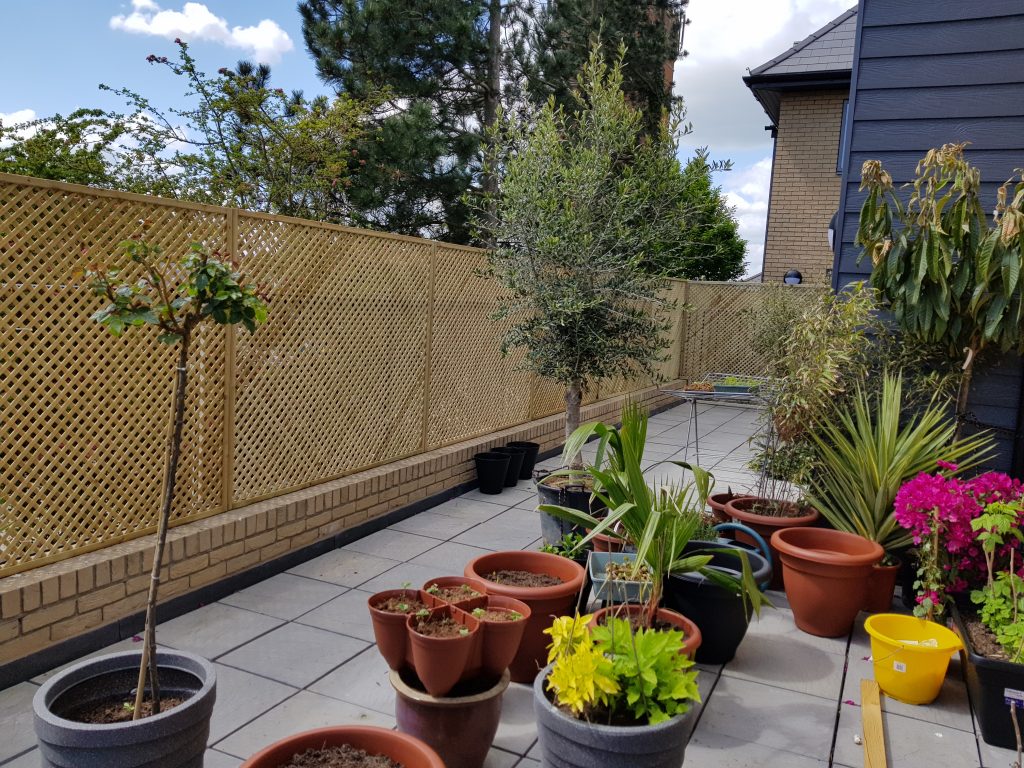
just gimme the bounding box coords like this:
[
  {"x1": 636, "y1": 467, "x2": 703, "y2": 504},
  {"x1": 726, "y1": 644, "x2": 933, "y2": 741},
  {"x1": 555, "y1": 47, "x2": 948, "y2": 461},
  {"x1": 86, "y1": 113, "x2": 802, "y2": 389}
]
[{"x1": 33, "y1": 649, "x2": 216, "y2": 768}]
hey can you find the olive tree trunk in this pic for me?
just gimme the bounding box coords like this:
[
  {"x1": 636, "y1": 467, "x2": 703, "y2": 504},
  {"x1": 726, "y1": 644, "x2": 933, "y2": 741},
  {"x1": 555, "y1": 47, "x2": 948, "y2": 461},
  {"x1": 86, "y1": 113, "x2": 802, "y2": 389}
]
[
  {"x1": 132, "y1": 330, "x2": 191, "y2": 718},
  {"x1": 565, "y1": 381, "x2": 583, "y2": 470}
]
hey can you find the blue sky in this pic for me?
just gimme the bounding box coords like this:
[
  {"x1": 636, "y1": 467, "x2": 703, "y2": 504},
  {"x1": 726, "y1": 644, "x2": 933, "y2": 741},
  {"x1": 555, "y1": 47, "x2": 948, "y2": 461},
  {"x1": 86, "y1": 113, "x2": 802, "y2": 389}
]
[{"x1": 0, "y1": 0, "x2": 854, "y2": 276}]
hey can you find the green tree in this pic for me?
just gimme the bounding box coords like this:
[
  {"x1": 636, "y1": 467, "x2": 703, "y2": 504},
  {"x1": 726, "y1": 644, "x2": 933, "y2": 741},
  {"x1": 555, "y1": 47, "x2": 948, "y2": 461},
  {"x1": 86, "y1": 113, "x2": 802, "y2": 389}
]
[
  {"x1": 527, "y1": 0, "x2": 687, "y2": 135},
  {"x1": 650, "y1": 149, "x2": 744, "y2": 280},
  {"x1": 299, "y1": 0, "x2": 496, "y2": 241},
  {"x1": 857, "y1": 143, "x2": 1024, "y2": 429},
  {"x1": 475, "y1": 50, "x2": 697, "y2": 467}
]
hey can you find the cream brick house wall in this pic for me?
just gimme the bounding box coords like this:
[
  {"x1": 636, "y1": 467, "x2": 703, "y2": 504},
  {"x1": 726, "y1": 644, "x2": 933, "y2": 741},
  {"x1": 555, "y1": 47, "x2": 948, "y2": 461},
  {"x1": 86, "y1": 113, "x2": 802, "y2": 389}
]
[{"x1": 761, "y1": 89, "x2": 847, "y2": 285}]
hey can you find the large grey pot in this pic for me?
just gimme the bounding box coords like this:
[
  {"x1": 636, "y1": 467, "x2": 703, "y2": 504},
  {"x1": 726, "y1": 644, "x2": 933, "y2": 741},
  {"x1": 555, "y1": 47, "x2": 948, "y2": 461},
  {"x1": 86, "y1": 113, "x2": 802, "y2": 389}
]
[
  {"x1": 532, "y1": 663, "x2": 690, "y2": 768},
  {"x1": 33, "y1": 649, "x2": 216, "y2": 768}
]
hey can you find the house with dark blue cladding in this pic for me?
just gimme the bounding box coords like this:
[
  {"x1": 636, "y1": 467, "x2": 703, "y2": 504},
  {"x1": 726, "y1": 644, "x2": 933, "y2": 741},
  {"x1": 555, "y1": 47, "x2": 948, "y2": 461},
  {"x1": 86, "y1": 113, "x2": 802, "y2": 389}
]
[{"x1": 747, "y1": 0, "x2": 1024, "y2": 474}]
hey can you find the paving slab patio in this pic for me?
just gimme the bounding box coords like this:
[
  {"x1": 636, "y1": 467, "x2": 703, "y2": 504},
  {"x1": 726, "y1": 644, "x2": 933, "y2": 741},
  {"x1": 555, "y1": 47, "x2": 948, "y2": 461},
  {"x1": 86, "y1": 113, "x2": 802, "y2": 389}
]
[{"x1": 0, "y1": 402, "x2": 1011, "y2": 767}]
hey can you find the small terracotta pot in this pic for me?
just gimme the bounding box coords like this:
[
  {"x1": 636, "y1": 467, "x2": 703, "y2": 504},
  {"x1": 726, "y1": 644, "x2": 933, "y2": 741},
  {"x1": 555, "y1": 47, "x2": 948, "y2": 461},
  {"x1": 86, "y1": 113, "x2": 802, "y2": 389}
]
[
  {"x1": 408, "y1": 605, "x2": 480, "y2": 696},
  {"x1": 474, "y1": 595, "x2": 531, "y2": 676},
  {"x1": 725, "y1": 496, "x2": 820, "y2": 589},
  {"x1": 391, "y1": 668, "x2": 510, "y2": 768},
  {"x1": 240, "y1": 726, "x2": 444, "y2": 768},
  {"x1": 590, "y1": 604, "x2": 702, "y2": 659},
  {"x1": 422, "y1": 576, "x2": 489, "y2": 609},
  {"x1": 771, "y1": 527, "x2": 883, "y2": 637},
  {"x1": 466, "y1": 551, "x2": 585, "y2": 683},
  {"x1": 863, "y1": 558, "x2": 901, "y2": 613},
  {"x1": 588, "y1": 515, "x2": 628, "y2": 552},
  {"x1": 707, "y1": 492, "x2": 740, "y2": 524},
  {"x1": 368, "y1": 589, "x2": 424, "y2": 670}
]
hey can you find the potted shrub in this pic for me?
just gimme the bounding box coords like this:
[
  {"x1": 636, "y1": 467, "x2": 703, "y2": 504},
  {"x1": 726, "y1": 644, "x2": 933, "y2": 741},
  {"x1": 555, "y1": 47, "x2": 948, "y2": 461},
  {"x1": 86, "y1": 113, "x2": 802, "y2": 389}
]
[
  {"x1": 33, "y1": 232, "x2": 266, "y2": 767},
  {"x1": 241, "y1": 726, "x2": 444, "y2": 768},
  {"x1": 804, "y1": 372, "x2": 992, "y2": 612},
  {"x1": 533, "y1": 614, "x2": 700, "y2": 768},
  {"x1": 541, "y1": 404, "x2": 769, "y2": 658}
]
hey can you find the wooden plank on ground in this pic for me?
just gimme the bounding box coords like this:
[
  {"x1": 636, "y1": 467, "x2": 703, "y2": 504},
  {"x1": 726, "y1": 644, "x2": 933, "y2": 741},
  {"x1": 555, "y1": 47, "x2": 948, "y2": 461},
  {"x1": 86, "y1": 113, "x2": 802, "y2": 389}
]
[{"x1": 861, "y1": 679, "x2": 888, "y2": 768}]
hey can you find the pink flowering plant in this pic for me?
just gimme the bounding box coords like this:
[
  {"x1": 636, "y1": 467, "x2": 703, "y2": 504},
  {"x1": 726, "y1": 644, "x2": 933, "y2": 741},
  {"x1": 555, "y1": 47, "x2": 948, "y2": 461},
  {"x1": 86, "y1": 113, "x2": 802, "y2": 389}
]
[{"x1": 894, "y1": 463, "x2": 1024, "y2": 619}]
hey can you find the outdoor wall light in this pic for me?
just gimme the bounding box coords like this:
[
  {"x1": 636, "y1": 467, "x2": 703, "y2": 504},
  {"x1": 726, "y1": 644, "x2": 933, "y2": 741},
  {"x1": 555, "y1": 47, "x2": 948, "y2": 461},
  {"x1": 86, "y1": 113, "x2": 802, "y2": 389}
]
[{"x1": 783, "y1": 269, "x2": 803, "y2": 285}]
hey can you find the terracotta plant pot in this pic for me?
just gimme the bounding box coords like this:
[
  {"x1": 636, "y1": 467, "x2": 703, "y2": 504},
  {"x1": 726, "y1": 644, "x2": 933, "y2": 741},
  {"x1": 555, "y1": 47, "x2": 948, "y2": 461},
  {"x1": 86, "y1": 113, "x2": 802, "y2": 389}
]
[
  {"x1": 240, "y1": 726, "x2": 444, "y2": 768},
  {"x1": 367, "y1": 589, "x2": 426, "y2": 670},
  {"x1": 408, "y1": 605, "x2": 480, "y2": 697},
  {"x1": 771, "y1": 527, "x2": 883, "y2": 637},
  {"x1": 465, "y1": 551, "x2": 586, "y2": 683},
  {"x1": 391, "y1": 668, "x2": 510, "y2": 768},
  {"x1": 725, "y1": 496, "x2": 820, "y2": 589},
  {"x1": 590, "y1": 604, "x2": 702, "y2": 659},
  {"x1": 707, "y1": 491, "x2": 741, "y2": 524},
  {"x1": 422, "y1": 576, "x2": 489, "y2": 609},
  {"x1": 863, "y1": 558, "x2": 901, "y2": 614},
  {"x1": 474, "y1": 595, "x2": 531, "y2": 677}
]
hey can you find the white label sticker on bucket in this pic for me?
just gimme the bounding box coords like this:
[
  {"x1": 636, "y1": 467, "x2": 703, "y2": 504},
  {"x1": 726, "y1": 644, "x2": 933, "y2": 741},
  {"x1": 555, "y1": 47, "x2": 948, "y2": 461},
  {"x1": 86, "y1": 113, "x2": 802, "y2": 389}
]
[
  {"x1": 893, "y1": 661, "x2": 907, "y2": 673},
  {"x1": 1004, "y1": 688, "x2": 1024, "y2": 706}
]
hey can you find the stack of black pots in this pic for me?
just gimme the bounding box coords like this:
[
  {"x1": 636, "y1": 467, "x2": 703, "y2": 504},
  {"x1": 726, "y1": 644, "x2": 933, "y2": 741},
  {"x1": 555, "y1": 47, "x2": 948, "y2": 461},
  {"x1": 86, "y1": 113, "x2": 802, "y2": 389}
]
[{"x1": 473, "y1": 441, "x2": 540, "y2": 495}]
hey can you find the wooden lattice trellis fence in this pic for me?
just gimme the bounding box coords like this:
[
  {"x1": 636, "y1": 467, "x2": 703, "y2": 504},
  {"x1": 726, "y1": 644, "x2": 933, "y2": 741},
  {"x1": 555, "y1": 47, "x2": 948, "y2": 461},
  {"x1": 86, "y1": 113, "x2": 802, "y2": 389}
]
[{"x1": 1, "y1": 174, "x2": 810, "y2": 577}]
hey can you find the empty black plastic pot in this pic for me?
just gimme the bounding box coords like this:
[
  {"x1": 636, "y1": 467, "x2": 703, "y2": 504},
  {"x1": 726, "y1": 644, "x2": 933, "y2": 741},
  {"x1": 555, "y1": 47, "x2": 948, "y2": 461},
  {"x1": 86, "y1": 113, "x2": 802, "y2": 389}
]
[
  {"x1": 475, "y1": 452, "x2": 511, "y2": 495},
  {"x1": 507, "y1": 441, "x2": 540, "y2": 480},
  {"x1": 493, "y1": 446, "x2": 527, "y2": 487}
]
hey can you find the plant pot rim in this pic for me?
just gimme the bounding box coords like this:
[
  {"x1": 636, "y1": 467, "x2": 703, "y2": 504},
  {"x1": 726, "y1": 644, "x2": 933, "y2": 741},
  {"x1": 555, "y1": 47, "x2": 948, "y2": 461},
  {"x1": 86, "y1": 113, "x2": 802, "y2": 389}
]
[
  {"x1": 240, "y1": 725, "x2": 445, "y2": 768},
  {"x1": 770, "y1": 527, "x2": 883, "y2": 567},
  {"x1": 466, "y1": 551, "x2": 586, "y2": 599},
  {"x1": 33, "y1": 649, "x2": 215, "y2": 733},
  {"x1": 532, "y1": 662, "x2": 690, "y2": 735},
  {"x1": 668, "y1": 541, "x2": 770, "y2": 586},
  {"x1": 389, "y1": 668, "x2": 511, "y2": 705},
  {"x1": 725, "y1": 496, "x2": 820, "y2": 527}
]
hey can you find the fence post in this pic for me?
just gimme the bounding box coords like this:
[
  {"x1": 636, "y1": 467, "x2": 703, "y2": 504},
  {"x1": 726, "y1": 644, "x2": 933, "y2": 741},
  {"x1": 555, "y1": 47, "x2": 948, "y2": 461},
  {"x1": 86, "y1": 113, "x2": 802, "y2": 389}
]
[
  {"x1": 675, "y1": 280, "x2": 691, "y2": 383},
  {"x1": 222, "y1": 208, "x2": 238, "y2": 511},
  {"x1": 421, "y1": 244, "x2": 438, "y2": 452}
]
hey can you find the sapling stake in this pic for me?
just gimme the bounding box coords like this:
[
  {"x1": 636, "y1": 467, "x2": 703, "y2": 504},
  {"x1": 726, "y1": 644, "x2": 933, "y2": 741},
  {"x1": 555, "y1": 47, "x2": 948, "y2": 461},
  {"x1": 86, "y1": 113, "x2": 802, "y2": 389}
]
[{"x1": 85, "y1": 225, "x2": 266, "y2": 719}]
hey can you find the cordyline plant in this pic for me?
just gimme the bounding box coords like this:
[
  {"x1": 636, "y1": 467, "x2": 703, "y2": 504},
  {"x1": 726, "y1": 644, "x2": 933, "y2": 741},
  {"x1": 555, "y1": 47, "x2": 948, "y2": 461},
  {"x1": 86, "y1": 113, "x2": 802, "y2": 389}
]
[
  {"x1": 857, "y1": 143, "x2": 1024, "y2": 431},
  {"x1": 474, "y1": 48, "x2": 703, "y2": 468},
  {"x1": 84, "y1": 223, "x2": 267, "y2": 718}
]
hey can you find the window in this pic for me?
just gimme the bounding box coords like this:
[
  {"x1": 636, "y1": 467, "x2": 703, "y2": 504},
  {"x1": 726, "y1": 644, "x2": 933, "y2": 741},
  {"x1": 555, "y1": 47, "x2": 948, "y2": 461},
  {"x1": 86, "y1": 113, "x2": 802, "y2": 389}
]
[{"x1": 836, "y1": 99, "x2": 850, "y2": 175}]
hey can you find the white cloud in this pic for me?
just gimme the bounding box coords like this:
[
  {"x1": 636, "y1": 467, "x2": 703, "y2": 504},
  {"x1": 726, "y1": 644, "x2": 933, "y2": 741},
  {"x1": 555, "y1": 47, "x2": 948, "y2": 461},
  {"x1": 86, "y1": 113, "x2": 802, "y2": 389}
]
[
  {"x1": 722, "y1": 156, "x2": 773, "y2": 277},
  {"x1": 110, "y1": 1, "x2": 294, "y2": 64},
  {"x1": 0, "y1": 109, "x2": 39, "y2": 143}
]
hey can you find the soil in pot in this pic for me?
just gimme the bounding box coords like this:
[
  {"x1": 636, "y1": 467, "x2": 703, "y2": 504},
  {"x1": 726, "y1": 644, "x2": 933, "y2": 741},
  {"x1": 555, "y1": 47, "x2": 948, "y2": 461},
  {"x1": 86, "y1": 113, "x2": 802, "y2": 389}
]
[
  {"x1": 240, "y1": 726, "x2": 445, "y2": 768},
  {"x1": 725, "y1": 496, "x2": 820, "y2": 589},
  {"x1": 281, "y1": 745, "x2": 400, "y2": 768},
  {"x1": 770, "y1": 527, "x2": 882, "y2": 637},
  {"x1": 376, "y1": 595, "x2": 428, "y2": 615},
  {"x1": 73, "y1": 695, "x2": 187, "y2": 724},
  {"x1": 473, "y1": 608, "x2": 521, "y2": 622},
  {"x1": 483, "y1": 569, "x2": 563, "y2": 588},
  {"x1": 424, "y1": 585, "x2": 483, "y2": 604},
  {"x1": 413, "y1": 614, "x2": 470, "y2": 638},
  {"x1": 466, "y1": 551, "x2": 586, "y2": 683}
]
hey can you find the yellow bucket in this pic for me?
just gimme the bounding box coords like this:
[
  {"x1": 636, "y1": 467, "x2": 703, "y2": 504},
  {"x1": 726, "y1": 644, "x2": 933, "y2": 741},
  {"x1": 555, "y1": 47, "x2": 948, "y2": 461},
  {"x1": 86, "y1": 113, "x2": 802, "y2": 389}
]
[{"x1": 864, "y1": 613, "x2": 963, "y2": 705}]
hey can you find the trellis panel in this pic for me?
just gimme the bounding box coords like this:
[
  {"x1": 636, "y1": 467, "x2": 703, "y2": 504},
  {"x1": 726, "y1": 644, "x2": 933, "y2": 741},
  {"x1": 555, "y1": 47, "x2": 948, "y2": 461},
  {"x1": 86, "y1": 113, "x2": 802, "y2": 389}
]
[{"x1": 0, "y1": 178, "x2": 226, "y2": 575}]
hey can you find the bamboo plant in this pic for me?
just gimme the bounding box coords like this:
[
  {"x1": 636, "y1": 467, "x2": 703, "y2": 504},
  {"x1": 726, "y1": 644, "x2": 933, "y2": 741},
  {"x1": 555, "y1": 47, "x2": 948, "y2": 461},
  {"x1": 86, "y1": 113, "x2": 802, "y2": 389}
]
[
  {"x1": 539, "y1": 402, "x2": 770, "y2": 627},
  {"x1": 85, "y1": 225, "x2": 267, "y2": 718},
  {"x1": 804, "y1": 371, "x2": 994, "y2": 555}
]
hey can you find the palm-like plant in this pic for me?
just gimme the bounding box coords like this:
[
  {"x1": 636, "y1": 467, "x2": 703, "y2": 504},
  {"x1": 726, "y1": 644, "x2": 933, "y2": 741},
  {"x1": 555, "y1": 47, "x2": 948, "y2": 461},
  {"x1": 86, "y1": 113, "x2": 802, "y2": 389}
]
[
  {"x1": 539, "y1": 403, "x2": 769, "y2": 626},
  {"x1": 804, "y1": 371, "x2": 994, "y2": 553}
]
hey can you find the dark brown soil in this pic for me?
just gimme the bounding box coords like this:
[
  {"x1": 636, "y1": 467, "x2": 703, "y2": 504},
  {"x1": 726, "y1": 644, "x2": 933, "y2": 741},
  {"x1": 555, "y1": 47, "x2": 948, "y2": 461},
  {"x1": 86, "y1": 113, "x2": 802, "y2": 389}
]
[
  {"x1": 375, "y1": 596, "x2": 427, "y2": 614},
  {"x1": 413, "y1": 615, "x2": 468, "y2": 638},
  {"x1": 281, "y1": 745, "x2": 402, "y2": 768},
  {"x1": 426, "y1": 585, "x2": 482, "y2": 603},
  {"x1": 73, "y1": 696, "x2": 186, "y2": 724},
  {"x1": 597, "y1": 613, "x2": 677, "y2": 634},
  {"x1": 484, "y1": 569, "x2": 563, "y2": 588},
  {"x1": 539, "y1": 474, "x2": 594, "y2": 491},
  {"x1": 965, "y1": 614, "x2": 1011, "y2": 661},
  {"x1": 474, "y1": 608, "x2": 522, "y2": 622},
  {"x1": 750, "y1": 501, "x2": 808, "y2": 519}
]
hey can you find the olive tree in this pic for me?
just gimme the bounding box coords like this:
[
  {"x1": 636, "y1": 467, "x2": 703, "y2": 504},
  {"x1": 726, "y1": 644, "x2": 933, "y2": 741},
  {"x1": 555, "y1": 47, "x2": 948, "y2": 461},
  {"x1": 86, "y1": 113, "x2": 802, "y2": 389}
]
[
  {"x1": 475, "y1": 49, "x2": 692, "y2": 468},
  {"x1": 857, "y1": 143, "x2": 1024, "y2": 429},
  {"x1": 85, "y1": 225, "x2": 267, "y2": 717}
]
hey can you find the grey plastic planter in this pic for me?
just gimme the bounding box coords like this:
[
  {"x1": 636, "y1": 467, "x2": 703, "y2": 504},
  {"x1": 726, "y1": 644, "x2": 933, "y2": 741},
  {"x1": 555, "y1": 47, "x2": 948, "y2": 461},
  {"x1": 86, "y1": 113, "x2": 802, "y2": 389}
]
[
  {"x1": 33, "y1": 650, "x2": 216, "y2": 768},
  {"x1": 533, "y1": 663, "x2": 690, "y2": 768},
  {"x1": 588, "y1": 551, "x2": 650, "y2": 603}
]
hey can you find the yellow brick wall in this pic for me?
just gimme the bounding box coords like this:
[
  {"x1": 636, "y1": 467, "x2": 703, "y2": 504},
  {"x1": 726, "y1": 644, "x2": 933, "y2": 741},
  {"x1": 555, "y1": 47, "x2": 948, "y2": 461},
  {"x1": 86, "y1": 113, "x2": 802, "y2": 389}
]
[{"x1": 762, "y1": 89, "x2": 847, "y2": 285}]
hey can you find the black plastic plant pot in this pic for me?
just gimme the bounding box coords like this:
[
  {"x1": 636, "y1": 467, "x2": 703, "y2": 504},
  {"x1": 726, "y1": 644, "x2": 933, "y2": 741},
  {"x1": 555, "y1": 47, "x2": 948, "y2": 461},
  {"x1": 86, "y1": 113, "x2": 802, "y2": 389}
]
[
  {"x1": 534, "y1": 471, "x2": 606, "y2": 547},
  {"x1": 493, "y1": 446, "x2": 527, "y2": 487},
  {"x1": 475, "y1": 452, "x2": 510, "y2": 495},
  {"x1": 953, "y1": 607, "x2": 1024, "y2": 749},
  {"x1": 507, "y1": 441, "x2": 540, "y2": 480},
  {"x1": 33, "y1": 650, "x2": 216, "y2": 768},
  {"x1": 662, "y1": 541, "x2": 771, "y2": 665}
]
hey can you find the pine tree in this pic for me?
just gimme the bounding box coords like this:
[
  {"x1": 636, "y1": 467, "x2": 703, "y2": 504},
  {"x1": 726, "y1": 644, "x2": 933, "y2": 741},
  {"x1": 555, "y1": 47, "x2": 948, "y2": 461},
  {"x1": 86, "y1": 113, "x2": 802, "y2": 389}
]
[
  {"x1": 300, "y1": 0, "x2": 497, "y2": 242},
  {"x1": 528, "y1": 0, "x2": 687, "y2": 135}
]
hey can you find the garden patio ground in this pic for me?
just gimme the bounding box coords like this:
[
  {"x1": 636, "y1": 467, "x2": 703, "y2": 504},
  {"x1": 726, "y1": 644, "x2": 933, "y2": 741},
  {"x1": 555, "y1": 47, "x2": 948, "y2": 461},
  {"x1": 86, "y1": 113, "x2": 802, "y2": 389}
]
[{"x1": 0, "y1": 403, "x2": 1017, "y2": 768}]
